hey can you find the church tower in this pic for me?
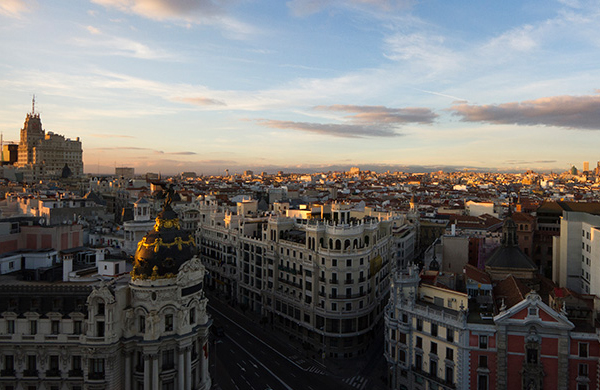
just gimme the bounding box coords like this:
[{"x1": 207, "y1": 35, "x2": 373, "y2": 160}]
[{"x1": 125, "y1": 194, "x2": 211, "y2": 390}]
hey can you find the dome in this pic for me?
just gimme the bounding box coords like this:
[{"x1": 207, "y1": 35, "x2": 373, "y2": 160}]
[{"x1": 131, "y1": 202, "x2": 196, "y2": 280}]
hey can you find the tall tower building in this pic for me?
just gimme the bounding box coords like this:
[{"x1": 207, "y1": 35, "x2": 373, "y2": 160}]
[
  {"x1": 15, "y1": 98, "x2": 83, "y2": 181},
  {"x1": 583, "y1": 161, "x2": 590, "y2": 172}
]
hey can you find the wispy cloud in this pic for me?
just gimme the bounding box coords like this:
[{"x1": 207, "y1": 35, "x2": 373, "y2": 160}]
[
  {"x1": 257, "y1": 104, "x2": 436, "y2": 138},
  {"x1": 91, "y1": 0, "x2": 257, "y2": 38},
  {"x1": 256, "y1": 119, "x2": 401, "y2": 138},
  {"x1": 314, "y1": 104, "x2": 437, "y2": 124},
  {"x1": 175, "y1": 97, "x2": 227, "y2": 106},
  {"x1": 0, "y1": 0, "x2": 29, "y2": 18},
  {"x1": 450, "y1": 94, "x2": 600, "y2": 130},
  {"x1": 72, "y1": 25, "x2": 175, "y2": 60}
]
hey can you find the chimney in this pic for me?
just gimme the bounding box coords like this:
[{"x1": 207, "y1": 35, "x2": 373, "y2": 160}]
[{"x1": 63, "y1": 255, "x2": 73, "y2": 282}]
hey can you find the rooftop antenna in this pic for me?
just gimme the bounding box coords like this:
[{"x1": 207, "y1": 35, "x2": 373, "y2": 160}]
[{"x1": 32, "y1": 94, "x2": 35, "y2": 114}]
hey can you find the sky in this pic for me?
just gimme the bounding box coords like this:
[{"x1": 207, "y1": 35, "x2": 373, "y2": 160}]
[{"x1": 1, "y1": 0, "x2": 600, "y2": 175}]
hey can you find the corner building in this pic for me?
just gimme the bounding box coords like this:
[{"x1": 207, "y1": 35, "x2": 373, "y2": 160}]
[
  {"x1": 0, "y1": 201, "x2": 211, "y2": 389},
  {"x1": 199, "y1": 198, "x2": 414, "y2": 358}
]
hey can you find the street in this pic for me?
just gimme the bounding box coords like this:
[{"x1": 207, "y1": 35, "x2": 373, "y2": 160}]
[{"x1": 206, "y1": 293, "x2": 388, "y2": 390}]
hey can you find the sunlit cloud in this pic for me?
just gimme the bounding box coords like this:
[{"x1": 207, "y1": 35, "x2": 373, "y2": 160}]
[
  {"x1": 0, "y1": 0, "x2": 30, "y2": 18},
  {"x1": 175, "y1": 97, "x2": 227, "y2": 106},
  {"x1": 91, "y1": 0, "x2": 258, "y2": 38},
  {"x1": 256, "y1": 119, "x2": 401, "y2": 138},
  {"x1": 90, "y1": 146, "x2": 197, "y2": 155},
  {"x1": 314, "y1": 105, "x2": 437, "y2": 124},
  {"x1": 450, "y1": 94, "x2": 600, "y2": 130}
]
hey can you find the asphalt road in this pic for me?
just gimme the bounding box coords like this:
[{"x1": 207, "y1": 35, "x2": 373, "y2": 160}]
[{"x1": 208, "y1": 300, "x2": 358, "y2": 390}]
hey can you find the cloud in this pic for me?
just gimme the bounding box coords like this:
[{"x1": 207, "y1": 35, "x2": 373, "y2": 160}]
[
  {"x1": 256, "y1": 104, "x2": 436, "y2": 138},
  {"x1": 314, "y1": 104, "x2": 437, "y2": 124},
  {"x1": 0, "y1": 0, "x2": 29, "y2": 18},
  {"x1": 91, "y1": 0, "x2": 257, "y2": 38},
  {"x1": 256, "y1": 119, "x2": 401, "y2": 138},
  {"x1": 505, "y1": 160, "x2": 557, "y2": 165},
  {"x1": 72, "y1": 27, "x2": 175, "y2": 60},
  {"x1": 87, "y1": 25, "x2": 102, "y2": 35},
  {"x1": 450, "y1": 94, "x2": 600, "y2": 130},
  {"x1": 175, "y1": 97, "x2": 227, "y2": 106},
  {"x1": 483, "y1": 25, "x2": 538, "y2": 53}
]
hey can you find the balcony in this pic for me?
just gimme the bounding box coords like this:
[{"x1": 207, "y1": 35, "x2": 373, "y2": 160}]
[
  {"x1": 46, "y1": 369, "x2": 61, "y2": 377},
  {"x1": 358, "y1": 277, "x2": 366, "y2": 283},
  {"x1": 68, "y1": 369, "x2": 84, "y2": 377},
  {"x1": 0, "y1": 369, "x2": 15, "y2": 377},
  {"x1": 23, "y1": 369, "x2": 39, "y2": 377},
  {"x1": 88, "y1": 372, "x2": 105, "y2": 380},
  {"x1": 412, "y1": 366, "x2": 456, "y2": 389},
  {"x1": 329, "y1": 279, "x2": 339, "y2": 285},
  {"x1": 344, "y1": 279, "x2": 354, "y2": 285}
]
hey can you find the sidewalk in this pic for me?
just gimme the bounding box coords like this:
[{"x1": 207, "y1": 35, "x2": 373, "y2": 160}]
[{"x1": 206, "y1": 290, "x2": 389, "y2": 389}]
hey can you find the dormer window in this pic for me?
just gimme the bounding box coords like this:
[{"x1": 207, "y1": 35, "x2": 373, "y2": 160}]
[{"x1": 528, "y1": 307, "x2": 538, "y2": 317}]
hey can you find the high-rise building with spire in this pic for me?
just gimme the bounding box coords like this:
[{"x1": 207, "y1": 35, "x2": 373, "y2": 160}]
[{"x1": 15, "y1": 97, "x2": 83, "y2": 181}]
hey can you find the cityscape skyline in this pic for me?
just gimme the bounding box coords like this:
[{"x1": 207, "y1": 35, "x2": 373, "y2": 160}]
[{"x1": 1, "y1": 0, "x2": 600, "y2": 175}]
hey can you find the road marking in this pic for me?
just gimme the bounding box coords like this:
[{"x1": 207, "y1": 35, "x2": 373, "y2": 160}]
[
  {"x1": 225, "y1": 331, "x2": 294, "y2": 390},
  {"x1": 254, "y1": 371, "x2": 260, "y2": 377},
  {"x1": 237, "y1": 363, "x2": 246, "y2": 372},
  {"x1": 289, "y1": 372, "x2": 296, "y2": 378},
  {"x1": 209, "y1": 305, "x2": 306, "y2": 371}
]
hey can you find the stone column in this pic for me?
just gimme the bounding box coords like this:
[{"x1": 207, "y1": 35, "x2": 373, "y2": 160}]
[
  {"x1": 125, "y1": 352, "x2": 131, "y2": 390},
  {"x1": 201, "y1": 341, "x2": 210, "y2": 387},
  {"x1": 185, "y1": 347, "x2": 192, "y2": 390},
  {"x1": 143, "y1": 355, "x2": 151, "y2": 390},
  {"x1": 152, "y1": 354, "x2": 159, "y2": 390},
  {"x1": 178, "y1": 349, "x2": 185, "y2": 390}
]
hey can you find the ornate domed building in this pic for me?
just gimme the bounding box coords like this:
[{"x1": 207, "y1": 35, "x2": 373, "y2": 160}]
[{"x1": 125, "y1": 196, "x2": 211, "y2": 390}]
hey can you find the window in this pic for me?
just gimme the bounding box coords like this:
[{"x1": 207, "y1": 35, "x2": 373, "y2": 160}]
[
  {"x1": 477, "y1": 374, "x2": 488, "y2": 390},
  {"x1": 416, "y1": 336, "x2": 423, "y2": 349},
  {"x1": 97, "y1": 303, "x2": 105, "y2": 316},
  {"x1": 139, "y1": 316, "x2": 146, "y2": 333},
  {"x1": 430, "y1": 359, "x2": 437, "y2": 376},
  {"x1": 579, "y1": 343, "x2": 589, "y2": 358},
  {"x1": 528, "y1": 307, "x2": 538, "y2": 316},
  {"x1": 49, "y1": 355, "x2": 60, "y2": 371},
  {"x1": 165, "y1": 314, "x2": 174, "y2": 332},
  {"x1": 417, "y1": 319, "x2": 423, "y2": 331},
  {"x1": 7, "y1": 320, "x2": 14, "y2": 334},
  {"x1": 162, "y1": 350, "x2": 175, "y2": 370},
  {"x1": 72, "y1": 356, "x2": 82, "y2": 371},
  {"x1": 399, "y1": 332, "x2": 407, "y2": 344},
  {"x1": 479, "y1": 335, "x2": 488, "y2": 349},
  {"x1": 431, "y1": 323, "x2": 438, "y2": 337},
  {"x1": 331, "y1": 302, "x2": 337, "y2": 311},
  {"x1": 447, "y1": 328, "x2": 454, "y2": 342},
  {"x1": 30, "y1": 320, "x2": 37, "y2": 335},
  {"x1": 332, "y1": 259, "x2": 337, "y2": 267},
  {"x1": 347, "y1": 259, "x2": 352, "y2": 267},
  {"x1": 478, "y1": 355, "x2": 487, "y2": 368},
  {"x1": 431, "y1": 342, "x2": 438, "y2": 355},
  {"x1": 579, "y1": 363, "x2": 589, "y2": 377},
  {"x1": 190, "y1": 308, "x2": 196, "y2": 324},
  {"x1": 89, "y1": 358, "x2": 105, "y2": 379},
  {"x1": 445, "y1": 365, "x2": 454, "y2": 383},
  {"x1": 74, "y1": 320, "x2": 82, "y2": 335},
  {"x1": 446, "y1": 347, "x2": 453, "y2": 360},
  {"x1": 51, "y1": 320, "x2": 60, "y2": 335},
  {"x1": 4, "y1": 355, "x2": 14, "y2": 371},
  {"x1": 399, "y1": 349, "x2": 406, "y2": 363},
  {"x1": 96, "y1": 321, "x2": 105, "y2": 337},
  {"x1": 415, "y1": 354, "x2": 422, "y2": 370}
]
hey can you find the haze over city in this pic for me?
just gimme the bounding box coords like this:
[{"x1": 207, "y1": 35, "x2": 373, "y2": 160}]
[{"x1": 1, "y1": 0, "x2": 600, "y2": 175}]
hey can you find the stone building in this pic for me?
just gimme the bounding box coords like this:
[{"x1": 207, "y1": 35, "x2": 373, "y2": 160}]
[
  {"x1": 0, "y1": 199, "x2": 211, "y2": 389},
  {"x1": 14, "y1": 100, "x2": 83, "y2": 181},
  {"x1": 198, "y1": 197, "x2": 416, "y2": 358}
]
